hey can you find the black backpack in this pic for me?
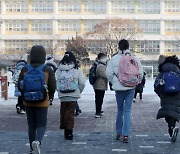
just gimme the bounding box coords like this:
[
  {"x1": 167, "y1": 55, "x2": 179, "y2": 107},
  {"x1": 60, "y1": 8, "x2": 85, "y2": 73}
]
[{"x1": 89, "y1": 63, "x2": 97, "y2": 85}]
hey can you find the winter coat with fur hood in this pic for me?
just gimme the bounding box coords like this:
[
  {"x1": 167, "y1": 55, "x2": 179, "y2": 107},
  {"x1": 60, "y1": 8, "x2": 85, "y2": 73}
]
[{"x1": 56, "y1": 64, "x2": 86, "y2": 102}]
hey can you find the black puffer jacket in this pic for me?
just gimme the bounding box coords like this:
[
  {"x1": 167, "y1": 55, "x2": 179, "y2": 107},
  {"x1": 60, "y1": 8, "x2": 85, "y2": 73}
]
[{"x1": 154, "y1": 63, "x2": 180, "y2": 121}]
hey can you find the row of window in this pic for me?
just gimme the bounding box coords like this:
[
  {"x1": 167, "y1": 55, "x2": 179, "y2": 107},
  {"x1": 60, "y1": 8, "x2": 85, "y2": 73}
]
[
  {"x1": 3, "y1": 40, "x2": 180, "y2": 53},
  {"x1": 4, "y1": 40, "x2": 53, "y2": 52},
  {"x1": 2, "y1": 0, "x2": 180, "y2": 13},
  {"x1": 165, "y1": 21, "x2": 180, "y2": 33},
  {"x1": 3, "y1": 20, "x2": 180, "y2": 34}
]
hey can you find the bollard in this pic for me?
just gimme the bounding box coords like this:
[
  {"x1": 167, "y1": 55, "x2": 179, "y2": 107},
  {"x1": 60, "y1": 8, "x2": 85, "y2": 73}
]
[{"x1": 0, "y1": 76, "x2": 8, "y2": 100}]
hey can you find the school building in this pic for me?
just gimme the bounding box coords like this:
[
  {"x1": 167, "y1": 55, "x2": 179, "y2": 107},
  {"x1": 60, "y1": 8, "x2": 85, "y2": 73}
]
[{"x1": 0, "y1": 0, "x2": 180, "y2": 75}]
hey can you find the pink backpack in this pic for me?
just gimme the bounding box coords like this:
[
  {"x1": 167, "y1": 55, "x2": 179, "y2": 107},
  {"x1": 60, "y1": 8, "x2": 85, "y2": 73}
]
[{"x1": 118, "y1": 53, "x2": 140, "y2": 87}]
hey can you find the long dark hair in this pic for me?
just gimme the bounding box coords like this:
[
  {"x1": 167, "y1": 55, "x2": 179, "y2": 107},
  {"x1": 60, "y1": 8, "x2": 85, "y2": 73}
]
[{"x1": 60, "y1": 51, "x2": 78, "y2": 69}]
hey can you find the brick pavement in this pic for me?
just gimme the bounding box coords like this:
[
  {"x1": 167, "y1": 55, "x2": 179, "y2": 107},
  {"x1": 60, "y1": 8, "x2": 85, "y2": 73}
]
[{"x1": 0, "y1": 94, "x2": 180, "y2": 154}]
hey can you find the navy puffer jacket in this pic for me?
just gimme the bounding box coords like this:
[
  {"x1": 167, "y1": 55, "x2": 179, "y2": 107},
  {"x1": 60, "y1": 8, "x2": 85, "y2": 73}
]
[{"x1": 154, "y1": 63, "x2": 180, "y2": 121}]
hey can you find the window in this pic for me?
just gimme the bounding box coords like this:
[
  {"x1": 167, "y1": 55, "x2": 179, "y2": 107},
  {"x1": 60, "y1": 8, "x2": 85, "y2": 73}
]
[
  {"x1": 58, "y1": 20, "x2": 80, "y2": 32},
  {"x1": 58, "y1": 0, "x2": 81, "y2": 13},
  {"x1": 139, "y1": 20, "x2": 160, "y2": 34},
  {"x1": 165, "y1": 0, "x2": 180, "y2": 13},
  {"x1": 4, "y1": 40, "x2": 28, "y2": 53},
  {"x1": 30, "y1": 40, "x2": 53, "y2": 49},
  {"x1": 136, "y1": 41, "x2": 160, "y2": 54},
  {"x1": 31, "y1": 20, "x2": 53, "y2": 32},
  {"x1": 137, "y1": 0, "x2": 160, "y2": 14},
  {"x1": 84, "y1": 20, "x2": 101, "y2": 32},
  {"x1": 111, "y1": 0, "x2": 134, "y2": 13},
  {"x1": 84, "y1": 0, "x2": 106, "y2": 13},
  {"x1": 5, "y1": 0, "x2": 28, "y2": 13},
  {"x1": 86, "y1": 40, "x2": 106, "y2": 53},
  {"x1": 56, "y1": 40, "x2": 67, "y2": 52},
  {"x1": 165, "y1": 41, "x2": 180, "y2": 53},
  {"x1": 5, "y1": 20, "x2": 28, "y2": 32},
  {"x1": 165, "y1": 21, "x2": 180, "y2": 33},
  {"x1": 32, "y1": 0, "x2": 53, "y2": 13}
]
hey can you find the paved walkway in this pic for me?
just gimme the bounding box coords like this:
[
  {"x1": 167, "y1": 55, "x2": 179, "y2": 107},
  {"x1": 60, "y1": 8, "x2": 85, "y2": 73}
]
[{"x1": 0, "y1": 93, "x2": 179, "y2": 154}]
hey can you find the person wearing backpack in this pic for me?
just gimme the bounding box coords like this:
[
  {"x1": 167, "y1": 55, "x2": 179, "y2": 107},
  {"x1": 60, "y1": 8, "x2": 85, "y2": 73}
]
[
  {"x1": 56, "y1": 51, "x2": 85, "y2": 140},
  {"x1": 18, "y1": 45, "x2": 56, "y2": 154},
  {"x1": 154, "y1": 55, "x2": 180, "y2": 143},
  {"x1": 12, "y1": 60, "x2": 27, "y2": 114},
  {"x1": 106, "y1": 39, "x2": 143, "y2": 143},
  {"x1": 45, "y1": 56, "x2": 58, "y2": 105},
  {"x1": 133, "y1": 72, "x2": 146, "y2": 102},
  {"x1": 93, "y1": 53, "x2": 108, "y2": 118},
  {"x1": 75, "y1": 60, "x2": 82, "y2": 116}
]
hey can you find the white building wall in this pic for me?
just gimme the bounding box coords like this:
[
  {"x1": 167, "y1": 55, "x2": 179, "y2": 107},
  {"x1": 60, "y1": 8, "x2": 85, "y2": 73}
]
[{"x1": 0, "y1": 0, "x2": 179, "y2": 60}]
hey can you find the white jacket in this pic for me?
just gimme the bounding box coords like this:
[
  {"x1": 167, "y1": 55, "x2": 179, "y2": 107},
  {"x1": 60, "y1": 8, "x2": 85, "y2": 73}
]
[
  {"x1": 55, "y1": 64, "x2": 86, "y2": 102},
  {"x1": 106, "y1": 50, "x2": 143, "y2": 91}
]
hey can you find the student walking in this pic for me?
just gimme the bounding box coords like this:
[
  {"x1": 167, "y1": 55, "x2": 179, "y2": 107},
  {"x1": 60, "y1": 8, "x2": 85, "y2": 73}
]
[
  {"x1": 13, "y1": 60, "x2": 27, "y2": 114},
  {"x1": 106, "y1": 39, "x2": 143, "y2": 143},
  {"x1": 154, "y1": 55, "x2": 180, "y2": 143},
  {"x1": 45, "y1": 56, "x2": 58, "y2": 105},
  {"x1": 75, "y1": 60, "x2": 82, "y2": 116},
  {"x1": 18, "y1": 45, "x2": 56, "y2": 154},
  {"x1": 56, "y1": 51, "x2": 85, "y2": 140},
  {"x1": 93, "y1": 53, "x2": 108, "y2": 118},
  {"x1": 133, "y1": 72, "x2": 146, "y2": 102}
]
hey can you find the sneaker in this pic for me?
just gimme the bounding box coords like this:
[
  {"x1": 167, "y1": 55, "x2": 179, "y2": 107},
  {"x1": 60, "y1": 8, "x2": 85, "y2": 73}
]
[
  {"x1": 16, "y1": 107, "x2": 20, "y2": 114},
  {"x1": 171, "y1": 127, "x2": 179, "y2": 143},
  {"x1": 95, "y1": 114, "x2": 101, "y2": 118},
  {"x1": 116, "y1": 134, "x2": 121, "y2": 140},
  {"x1": 29, "y1": 150, "x2": 33, "y2": 154},
  {"x1": 133, "y1": 98, "x2": 136, "y2": 102},
  {"x1": 20, "y1": 110, "x2": 26, "y2": 114},
  {"x1": 75, "y1": 109, "x2": 82, "y2": 117},
  {"x1": 49, "y1": 99, "x2": 53, "y2": 105},
  {"x1": 32, "y1": 141, "x2": 41, "y2": 154},
  {"x1": 123, "y1": 136, "x2": 129, "y2": 143},
  {"x1": 100, "y1": 111, "x2": 104, "y2": 116},
  {"x1": 168, "y1": 127, "x2": 173, "y2": 137}
]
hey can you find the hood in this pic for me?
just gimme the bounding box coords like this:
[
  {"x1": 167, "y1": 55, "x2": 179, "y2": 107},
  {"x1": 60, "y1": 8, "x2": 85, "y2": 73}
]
[
  {"x1": 16, "y1": 61, "x2": 27, "y2": 69},
  {"x1": 162, "y1": 63, "x2": 180, "y2": 73},
  {"x1": 118, "y1": 49, "x2": 131, "y2": 55},
  {"x1": 45, "y1": 58, "x2": 57, "y2": 67},
  {"x1": 30, "y1": 45, "x2": 46, "y2": 64},
  {"x1": 58, "y1": 64, "x2": 75, "y2": 71}
]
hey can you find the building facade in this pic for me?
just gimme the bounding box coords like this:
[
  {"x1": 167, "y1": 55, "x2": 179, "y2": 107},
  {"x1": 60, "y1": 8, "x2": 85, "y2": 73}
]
[{"x1": 0, "y1": 0, "x2": 180, "y2": 74}]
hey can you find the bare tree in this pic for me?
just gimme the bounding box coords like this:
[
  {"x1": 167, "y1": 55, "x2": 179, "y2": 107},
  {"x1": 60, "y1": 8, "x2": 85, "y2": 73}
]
[
  {"x1": 66, "y1": 35, "x2": 90, "y2": 63},
  {"x1": 84, "y1": 18, "x2": 142, "y2": 57},
  {"x1": 0, "y1": 48, "x2": 29, "y2": 63}
]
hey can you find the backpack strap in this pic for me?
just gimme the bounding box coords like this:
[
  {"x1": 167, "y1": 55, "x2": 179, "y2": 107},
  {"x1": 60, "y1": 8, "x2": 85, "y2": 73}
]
[
  {"x1": 125, "y1": 52, "x2": 131, "y2": 56},
  {"x1": 26, "y1": 64, "x2": 34, "y2": 72},
  {"x1": 36, "y1": 64, "x2": 46, "y2": 71},
  {"x1": 26, "y1": 64, "x2": 46, "y2": 72}
]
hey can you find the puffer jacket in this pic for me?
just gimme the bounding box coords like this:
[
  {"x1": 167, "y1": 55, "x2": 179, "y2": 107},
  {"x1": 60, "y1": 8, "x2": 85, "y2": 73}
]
[
  {"x1": 106, "y1": 50, "x2": 143, "y2": 91},
  {"x1": 18, "y1": 46, "x2": 56, "y2": 108},
  {"x1": 56, "y1": 64, "x2": 86, "y2": 102},
  {"x1": 93, "y1": 62, "x2": 108, "y2": 90},
  {"x1": 13, "y1": 61, "x2": 27, "y2": 97},
  {"x1": 45, "y1": 58, "x2": 57, "y2": 73},
  {"x1": 154, "y1": 63, "x2": 180, "y2": 121}
]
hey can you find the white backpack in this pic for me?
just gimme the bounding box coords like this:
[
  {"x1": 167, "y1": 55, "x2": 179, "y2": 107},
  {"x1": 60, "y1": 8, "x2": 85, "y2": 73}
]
[{"x1": 57, "y1": 68, "x2": 79, "y2": 93}]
